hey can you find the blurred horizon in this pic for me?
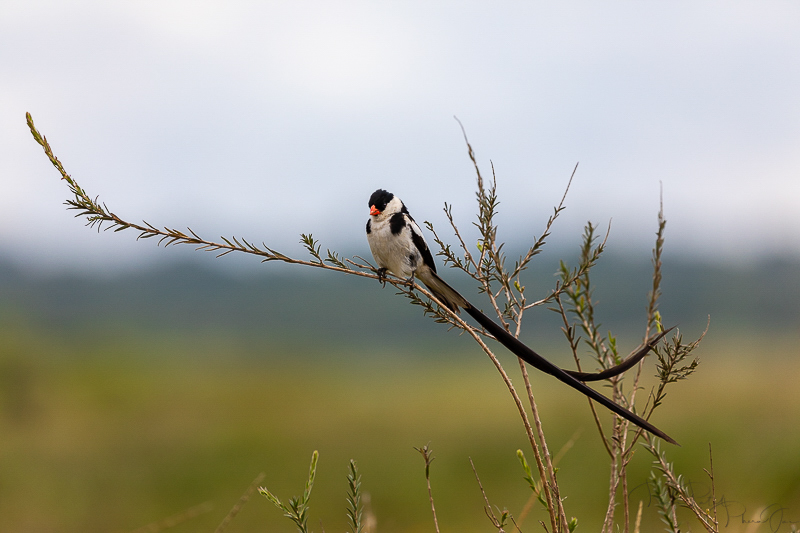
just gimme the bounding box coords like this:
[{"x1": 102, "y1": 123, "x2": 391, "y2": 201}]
[{"x1": 3, "y1": 248, "x2": 798, "y2": 352}]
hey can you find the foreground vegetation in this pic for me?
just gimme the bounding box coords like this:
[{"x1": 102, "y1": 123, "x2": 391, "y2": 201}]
[{"x1": 1, "y1": 320, "x2": 799, "y2": 532}]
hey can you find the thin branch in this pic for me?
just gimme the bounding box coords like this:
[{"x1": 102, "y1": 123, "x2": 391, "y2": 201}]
[
  {"x1": 524, "y1": 222, "x2": 610, "y2": 311},
  {"x1": 214, "y1": 473, "x2": 265, "y2": 533},
  {"x1": 704, "y1": 443, "x2": 719, "y2": 532},
  {"x1": 470, "y1": 457, "x2": 518, "y2": 532},
  {"x1": 646, "y1": 438, "x2": 719, "y2": 532},
  {"x1": 128, "y1": 502, "x2": 214, "y2": 533},
  {"x1": 415, "y1": 444, "x2": 440, "y2": 533},
  {"x1": 511, "y1": 163, "x2": 577, "y2": 280},
  {"x1": 518, "y1": 357, "x2": 568, "y2": 532}
]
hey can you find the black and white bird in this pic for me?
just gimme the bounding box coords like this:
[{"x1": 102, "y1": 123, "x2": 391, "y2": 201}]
[{"x1": 366, "y1": 188, "x2": 677, "y2": 445}]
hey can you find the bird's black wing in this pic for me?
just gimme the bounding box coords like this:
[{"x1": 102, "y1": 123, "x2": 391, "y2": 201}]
[{"x1": 406, "y1": 215, "x2": 438, "y2": 274}]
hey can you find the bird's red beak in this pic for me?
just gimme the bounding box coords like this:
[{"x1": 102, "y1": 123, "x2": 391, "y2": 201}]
[{"x1": 370, "y1": 205, "x2": 381, "y2": 216}]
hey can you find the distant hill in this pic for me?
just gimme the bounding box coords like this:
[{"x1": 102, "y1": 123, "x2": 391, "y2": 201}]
[{"x1": 1, "y1": 253, "x2": 798, "y2": 358}]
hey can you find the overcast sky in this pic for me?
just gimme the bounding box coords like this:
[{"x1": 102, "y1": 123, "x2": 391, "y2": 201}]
[{"x1": 2, "y1": 2, "x2": 799, "y2": 274}]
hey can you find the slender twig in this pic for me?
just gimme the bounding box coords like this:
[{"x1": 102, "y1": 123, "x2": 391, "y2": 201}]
[
  {"x1": 470, "y1": 457, "x2": 495, "y2": 519},
  {"x1": 214, "y1": 473, "x2": 265, "y2": 533},
  {"x1": 704, "y1": 443, "x2": 719, "y2": 532},
  {"x1": 646, "y1": 436, "x2": 718, "y2": 532},
  {"x1": 553, "y1": 294, "x2": 613, "y2": 457},
  {"x1": 470, "y1": 457, "x2": 515, "y2": 532},
  {"x1": 346, "y1": 460, "x2": 364, "y2": 533},
  {"x1": 620, "y1": 186, "x2": 670, "y2": 456},
  {"x1": 449, "y1": 118, "x2": 566, "y2": 532},
  {"x1": 518, "y1": 358, "x2": 567, "y2": 532},
  {"x1": 128, "y1": 502, "x2": 214, "y2": 533},
  {"x1": 415, "y1": 444, "x2": 440, "y2": 533},
  {"x1": 258, "y1": 451, "x2": 319, "y2": 533},
  {"x1": 511, "y1": 163, "x2": 577, "y2": 281}
]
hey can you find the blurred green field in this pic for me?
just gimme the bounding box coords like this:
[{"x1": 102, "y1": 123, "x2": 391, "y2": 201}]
[
  {"x1": 1, "y1": 256, "x2": 799, "y2": 532},
  {"x1": 2, "y1": 318, "x2": 799, "y2": 533}
]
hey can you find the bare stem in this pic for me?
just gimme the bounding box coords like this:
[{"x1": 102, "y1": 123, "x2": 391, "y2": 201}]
[
  {"x1": 415, "y1": 444, "x2": 440, "y2": 533},
  {"x1": 214, "y1": 473, "x2": 265, "y2": 533},
  {"x1": 519, "y1": 358, "x2": 568, "y2": 532}
]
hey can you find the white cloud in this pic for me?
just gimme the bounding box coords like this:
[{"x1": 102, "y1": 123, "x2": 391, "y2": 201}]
[{"x1": 2, "y1": 1, "x2": 799, "y2": 272}]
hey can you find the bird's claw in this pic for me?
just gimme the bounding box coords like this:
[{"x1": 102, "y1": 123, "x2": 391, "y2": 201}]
[{"x1": 377, "y1": 268, "x2": 388, "y2": 287}]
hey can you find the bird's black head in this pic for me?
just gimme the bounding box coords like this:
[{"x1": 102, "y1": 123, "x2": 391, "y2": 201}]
[{"x1": 368, "y1": 189, "x2": 394, "y2": 214}]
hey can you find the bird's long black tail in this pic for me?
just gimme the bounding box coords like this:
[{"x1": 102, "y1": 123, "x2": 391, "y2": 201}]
[
  {"x1": 415, "y1": 269, "x2": 676, "y2": 444},
  {"x1": 461, "y1": 303, "x2": 677, "y2": 445}
]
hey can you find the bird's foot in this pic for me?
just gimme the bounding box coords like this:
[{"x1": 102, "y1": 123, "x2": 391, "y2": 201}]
[{"x1": 377, "y1": 268, "x2": 388, "y2": 287}]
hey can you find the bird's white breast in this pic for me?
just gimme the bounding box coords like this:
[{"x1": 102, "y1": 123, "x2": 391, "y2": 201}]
[{"x1": 367, "y1": 215, "x2": 420, "y2": 279}]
